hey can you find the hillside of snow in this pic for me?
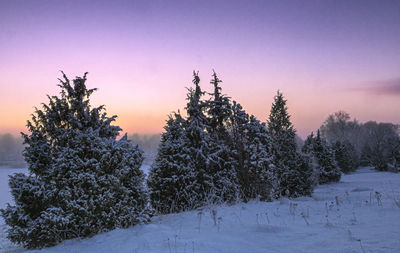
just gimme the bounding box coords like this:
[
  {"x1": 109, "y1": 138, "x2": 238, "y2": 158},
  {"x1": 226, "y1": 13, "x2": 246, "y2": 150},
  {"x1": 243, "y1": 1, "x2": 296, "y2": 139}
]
[{"x1": 1, "y1": 167, "x2": 400, "y2": 253}]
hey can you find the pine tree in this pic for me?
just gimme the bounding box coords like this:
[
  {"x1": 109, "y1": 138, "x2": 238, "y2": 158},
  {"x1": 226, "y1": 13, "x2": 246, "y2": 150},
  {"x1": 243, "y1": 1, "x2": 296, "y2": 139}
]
[
  {"x1": 230, "y1": 102, "x2": 275, "y2": 201},
  {"x1": 267, "y1": 91, "x2": 314, "y2": 197},
  {"x1": 1, "y1": 73, "x2": 151, "y2": 249},
  {"x1": 303, "y1": 130, "x2": 341, "y2": 184},
  {"x1": 206, "y1": 71, "x2": 238, "y2": 203},
  {"x1": 314, "y1": 130, "x2": 341, "y2": 183},
  {"x1": 147, "y1": 112, "x2": 198, "y2": 214},
  {"x1": 183, "y1": 71, "x2": 213, "y2": 204},
  {"x1": 245, "y1": 115, "x2": 276, "y2": 200},
  {"x1": 302, "y1": 132, "x2": 315, "y2": 154},
  {"x1": 230, "y1": 102, "x2": 250, "y2": 199}
]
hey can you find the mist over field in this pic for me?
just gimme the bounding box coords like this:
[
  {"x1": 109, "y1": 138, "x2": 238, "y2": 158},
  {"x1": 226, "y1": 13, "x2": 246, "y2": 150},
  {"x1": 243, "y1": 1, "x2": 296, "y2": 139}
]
[
  {"x1": 0, "y1": 133, "x2": 161, "y2": 168},
  {"x1": 128, "y1": 134, "x2": 160, "y2": 165},
  {"x1": 0, "y1": 134, "x2": 25, "y2": 168}
]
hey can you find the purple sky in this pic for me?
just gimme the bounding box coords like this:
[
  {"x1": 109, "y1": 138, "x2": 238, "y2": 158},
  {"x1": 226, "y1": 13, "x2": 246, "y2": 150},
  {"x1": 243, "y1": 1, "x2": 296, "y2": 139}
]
[{"x1": 0, "y1": 0, "x2": 399, "y2": 138}]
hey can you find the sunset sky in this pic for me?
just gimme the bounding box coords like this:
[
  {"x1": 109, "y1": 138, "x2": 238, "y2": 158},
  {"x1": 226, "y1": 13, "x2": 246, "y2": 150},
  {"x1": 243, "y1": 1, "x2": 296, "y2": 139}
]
[{"x1": 0, "y1": 0, "x2": 399, "y2": 138}]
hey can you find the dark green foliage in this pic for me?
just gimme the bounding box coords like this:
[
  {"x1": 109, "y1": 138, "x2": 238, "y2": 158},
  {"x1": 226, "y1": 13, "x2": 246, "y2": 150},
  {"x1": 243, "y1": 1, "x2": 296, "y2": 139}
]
[
  {"x1": 230, "y1": 102, "x2": 275, "y2": 201},
  {"x1": 268, "y1": 91, "x2": 314, "y2": 197},
  {"x1": 303, "y1": 130, "x2": 341, "y2": 184},
  {"x1": 184, "y1": 71, "x2": 215, "y2": 203},
  {"x1": 359, "y1": 144, "x2": 373, "y2": 167},
  {"x1": 1, "y1": 73, "x2": 150, "y2": 249},
  {"x1": 148, "y1": 71, "x2": 215, "y2": 213},
  {"x1": 206, "y1": 72, "x2": 239, "y2": 203},
  {"x1": 147, "y1": 113, "x2": 199, "y2": 214},
  {"x1": 334, "y1": 140, "x2": 357, "y2": 173},
  {"x1": 148, "y1": 71, "x2": 278, "y2": 213}
]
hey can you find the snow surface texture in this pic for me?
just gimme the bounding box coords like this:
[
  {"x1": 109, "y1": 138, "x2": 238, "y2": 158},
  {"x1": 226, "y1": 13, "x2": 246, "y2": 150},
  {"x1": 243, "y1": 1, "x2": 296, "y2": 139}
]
[{"x1": 1, "y1": 167, "x2": 400, "y2": 253}]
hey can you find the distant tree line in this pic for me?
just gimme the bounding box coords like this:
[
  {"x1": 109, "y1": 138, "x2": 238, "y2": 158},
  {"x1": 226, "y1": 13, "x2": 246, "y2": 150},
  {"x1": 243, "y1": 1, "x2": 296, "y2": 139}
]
[
  {"x1": 319, "y1": 111, "x2": 400, "y2": 172},
  {"x1": 0, "y1": 134, "x2": 25, "y2": 167}
]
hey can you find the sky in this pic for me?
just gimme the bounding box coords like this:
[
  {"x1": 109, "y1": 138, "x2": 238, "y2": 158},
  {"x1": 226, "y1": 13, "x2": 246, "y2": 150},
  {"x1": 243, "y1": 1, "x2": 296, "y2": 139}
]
[{"x1": 0, "y1": 0, "x2": 399, "y2": 138}]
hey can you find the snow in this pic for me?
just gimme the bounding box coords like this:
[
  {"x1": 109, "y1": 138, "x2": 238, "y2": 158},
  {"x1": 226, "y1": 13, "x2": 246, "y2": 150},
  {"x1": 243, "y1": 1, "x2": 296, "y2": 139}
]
[{"x1": 1, "y1": 166, "x2": 400, "y2": 253}]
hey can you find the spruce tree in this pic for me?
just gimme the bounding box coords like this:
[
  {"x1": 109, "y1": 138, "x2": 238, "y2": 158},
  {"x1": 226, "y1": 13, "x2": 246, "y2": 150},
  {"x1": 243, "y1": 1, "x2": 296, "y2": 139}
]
[
  {"x1": 230, "y1": 102, "x2": 250, "y2": 199},
  {"x1": 184, "y1": 71, "x2": 212, "y2": 204},
  {"x1": 303, "y1": 130, "x2": 341, "y2": 184},
  {"x1": 314, "y1": 130, "x2": 341, "y2": 183},
  {"x1": 1, "y1": 73, "x2": 150, "y2": 249},
  {"x1": 230, "y1": 102, "x2": 275, "y2": 201},
  {"x1": 206, "y1": 71, "x2": 239, "y2": 203},
  {"x1": 267, "y1": 91, "x2": 314, "y2": 197},
  {"x1": 147, "y1": 112, "x2": 198, "y2": 214},
  {"x1": 245, "y1": 115, "x2": 276, "y2": 200},
  {"x1": 334, "y1": 140, "x2": 357, "y2": 173},
  {"x1": 302, "y1": 132, "x2": 315, "y2": 154}
]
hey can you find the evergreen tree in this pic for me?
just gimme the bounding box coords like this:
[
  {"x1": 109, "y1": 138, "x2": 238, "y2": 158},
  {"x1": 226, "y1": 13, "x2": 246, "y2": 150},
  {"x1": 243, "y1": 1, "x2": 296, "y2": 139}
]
[
  {"x1": 147, "y1": 112, "x2": 198, "y2": 214},
  {"x1": 183, "y1": 71, "x2": 213, "y2": 204},
  {"x1": 334, "y1": 140, "x2": 357, "y2": 173},
  {"x1": 303, "y1": 130, "x2": 341, "y2": 184},
  {"x1": 360, "y1": 144, "x2": 373, "y2": 166},
  {"x1": 267, "y1": 91, "x2": 314, "y2": 197},
  {"x1": 1, "y1": 73, "x2": 150, "y2": 249},
  {"x1": 206, "y1": 71, "x2": 239, "y2": 203},
  {"x1": 230, "y1": 102, "x2": 275, "y2": 201},
  {"x1": 302, "y1": 132, "x2": 315, "y2": 154},
  {"x1": 244, "y1": 115, "x2": 276, "y2": 200}
]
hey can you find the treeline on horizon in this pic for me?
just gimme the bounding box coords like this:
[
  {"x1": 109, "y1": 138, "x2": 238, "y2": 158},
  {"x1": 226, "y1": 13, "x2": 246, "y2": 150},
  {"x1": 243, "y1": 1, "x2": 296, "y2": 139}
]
[
  {"x1": 319, "y1": 111, "x2": 400, "y2": 172},
  {"x1": 1, "y1": 115, "x2": 398, "y2": 172},
  {"x1": 1, "y1": 71, "x2": 399, "y2": 249}
]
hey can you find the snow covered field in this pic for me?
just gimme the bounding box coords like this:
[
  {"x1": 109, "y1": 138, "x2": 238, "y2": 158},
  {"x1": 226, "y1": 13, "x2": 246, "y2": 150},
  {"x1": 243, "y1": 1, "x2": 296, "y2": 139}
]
[{"x1": 1, "y1": 167, "x2": 400, "y2": 253}]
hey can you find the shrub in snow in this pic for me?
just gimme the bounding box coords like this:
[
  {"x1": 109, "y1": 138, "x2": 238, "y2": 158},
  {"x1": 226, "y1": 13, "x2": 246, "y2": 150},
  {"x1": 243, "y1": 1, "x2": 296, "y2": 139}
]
[
  {"x1": 0, "y1": 73, "x2": 151, "y2": 249},
  {"x1": 302, "y1": 130, "x2": 341, "y2": 184},
  {"x1": 267, "y1": 91, "x2": 314, "y2": 197}
]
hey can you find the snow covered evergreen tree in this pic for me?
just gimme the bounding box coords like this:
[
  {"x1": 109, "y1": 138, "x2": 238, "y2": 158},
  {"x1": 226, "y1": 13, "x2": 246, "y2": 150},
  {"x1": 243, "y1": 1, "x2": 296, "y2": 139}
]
[
  {"x1": 303, "y1": 130, "x2": 341, "y2": 184},
  {"x1": 1, "y1": 73, "x2": 150, "y2": 249},
  {"x1": 267, "y1": 91, "x2": 314, "y2": 197},
  {"x1": 230, "y1": 102, "x2": 275, "y2": 201},
  {"x1": 313, "y1": 130, "x2": 341, "y2": 183},
  {"x1": 183, "y1": 71, "x2": 213, "y2": 205},
  {"x1": 206, "y1": 71, "x2": 239, "y2": 203},
  {"x1": 244, "y1": 115, "x2": 276, "y2": 200},
  {"x1": 147, "y1": 112, "x2": 199, "y2": 214},
  {"x1": 302, "y1": 132, "x2": 315, "y2": 154}
]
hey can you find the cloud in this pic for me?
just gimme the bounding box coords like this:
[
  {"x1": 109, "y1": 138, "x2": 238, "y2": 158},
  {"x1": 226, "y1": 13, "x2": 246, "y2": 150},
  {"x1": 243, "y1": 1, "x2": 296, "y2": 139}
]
[{"x1": 352, "y1": 78, "x2": 400, "y2": 96}]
